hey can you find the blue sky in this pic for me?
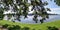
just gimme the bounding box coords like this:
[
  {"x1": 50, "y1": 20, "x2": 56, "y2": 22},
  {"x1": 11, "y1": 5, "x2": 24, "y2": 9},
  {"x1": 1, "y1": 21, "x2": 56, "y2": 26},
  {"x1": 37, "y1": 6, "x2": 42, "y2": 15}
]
[
  {"x1": 44, "y1": 0, "x2": 60, "y2": 14},
  {"x1": 3, "y1": 0, "x2": 60, "y2": 14},
  {"x1": 29, "y1": 0, "x2": 60, "y2": 14}
]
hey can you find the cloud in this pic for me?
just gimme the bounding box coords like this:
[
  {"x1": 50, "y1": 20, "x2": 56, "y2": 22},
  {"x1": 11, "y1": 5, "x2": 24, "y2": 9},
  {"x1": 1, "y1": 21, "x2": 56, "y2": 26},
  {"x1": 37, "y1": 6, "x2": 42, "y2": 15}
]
[
  {"x1": 28, "y1": 7, "x2": 60, "y2": 14},
  {"x1": 50, "y1": 8, "x2": 60, "y2": 10},
  {"x1": 47, "y1": 8, "x2": 60, "y2": 14}
]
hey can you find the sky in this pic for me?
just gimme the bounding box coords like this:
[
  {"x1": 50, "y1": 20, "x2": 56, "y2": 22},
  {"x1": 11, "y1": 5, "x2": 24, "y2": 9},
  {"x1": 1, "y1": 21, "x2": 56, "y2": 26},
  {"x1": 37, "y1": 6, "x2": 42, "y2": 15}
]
[
  {"x1": 29, "y1": 0, "x2": 60, "y2": 14},
  {"x1": 44, "y1": 0, "x2": 60, "y2": 14},
  {"x1": 3, "y1": 0, "x2": 60, "y2": 14}
]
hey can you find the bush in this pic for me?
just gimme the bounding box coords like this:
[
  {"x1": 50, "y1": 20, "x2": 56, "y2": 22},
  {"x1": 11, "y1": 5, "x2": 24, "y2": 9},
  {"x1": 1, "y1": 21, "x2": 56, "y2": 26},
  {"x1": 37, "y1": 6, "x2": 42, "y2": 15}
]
[
  {"x1": 2, "y1": 24, "x2": 9, "y2": 28},
  {"x1": 22, "y1": 27, "x2": 30, "y2": 30},
  {"x1": 47, "y1": 26, "x2": 58, "y2": 30},
  {"x1": 8, "y1": 25, "x2": 21, "y2": 30},
  {"x1": 8, "y1": 27, "x2": 13, "y2": 30}
]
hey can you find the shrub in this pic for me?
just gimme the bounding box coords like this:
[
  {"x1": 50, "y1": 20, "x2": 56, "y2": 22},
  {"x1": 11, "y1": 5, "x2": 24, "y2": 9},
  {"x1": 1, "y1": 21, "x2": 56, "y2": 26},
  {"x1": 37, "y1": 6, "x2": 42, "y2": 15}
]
[
  {"x1": 8, "y1": 25, "x2": 21, "y2": 30},
  {"x1": 47, "y1": 26, "x2": 58, "y2": 30},
  {"x1": 22, "y1": 27, "x2": 30, "y2": 30},
  {"x1": 2, "y1": 24, "x2": 9, "y2": 28}
]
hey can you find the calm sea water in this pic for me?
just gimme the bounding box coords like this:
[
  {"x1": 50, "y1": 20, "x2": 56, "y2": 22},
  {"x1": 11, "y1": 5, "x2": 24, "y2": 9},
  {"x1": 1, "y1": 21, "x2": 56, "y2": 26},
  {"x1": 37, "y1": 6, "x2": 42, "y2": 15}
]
[
  {"x1": 14, "y1": 15, "x2": 60, "y2": 24},
  {"x1": 4, "y1": 15, "x2": 60, "y2": 24}
]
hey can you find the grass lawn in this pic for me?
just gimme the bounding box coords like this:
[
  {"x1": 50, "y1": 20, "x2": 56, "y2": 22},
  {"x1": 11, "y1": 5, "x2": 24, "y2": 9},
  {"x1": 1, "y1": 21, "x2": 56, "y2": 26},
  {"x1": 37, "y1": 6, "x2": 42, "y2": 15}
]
[{"x1": 0, "y1": 20, "x2": 60, "y2": 30}]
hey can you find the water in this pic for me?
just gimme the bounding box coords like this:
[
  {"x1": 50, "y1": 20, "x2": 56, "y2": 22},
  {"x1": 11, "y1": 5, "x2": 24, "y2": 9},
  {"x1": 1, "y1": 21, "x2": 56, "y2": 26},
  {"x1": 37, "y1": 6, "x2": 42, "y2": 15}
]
[
  {"x1": 15, "y1": 15, "x2": 60, "y2": 24},
  {"x1": 4, "y1": 15, "x2": 60, "y2": 24}
]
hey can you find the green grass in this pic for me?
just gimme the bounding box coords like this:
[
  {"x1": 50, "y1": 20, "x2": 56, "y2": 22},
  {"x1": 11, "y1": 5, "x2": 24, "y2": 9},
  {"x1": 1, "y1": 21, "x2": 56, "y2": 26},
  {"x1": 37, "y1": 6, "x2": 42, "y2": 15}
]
[{"x1": 0, "y1": 20, "x2": 60, "y2": 30}]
